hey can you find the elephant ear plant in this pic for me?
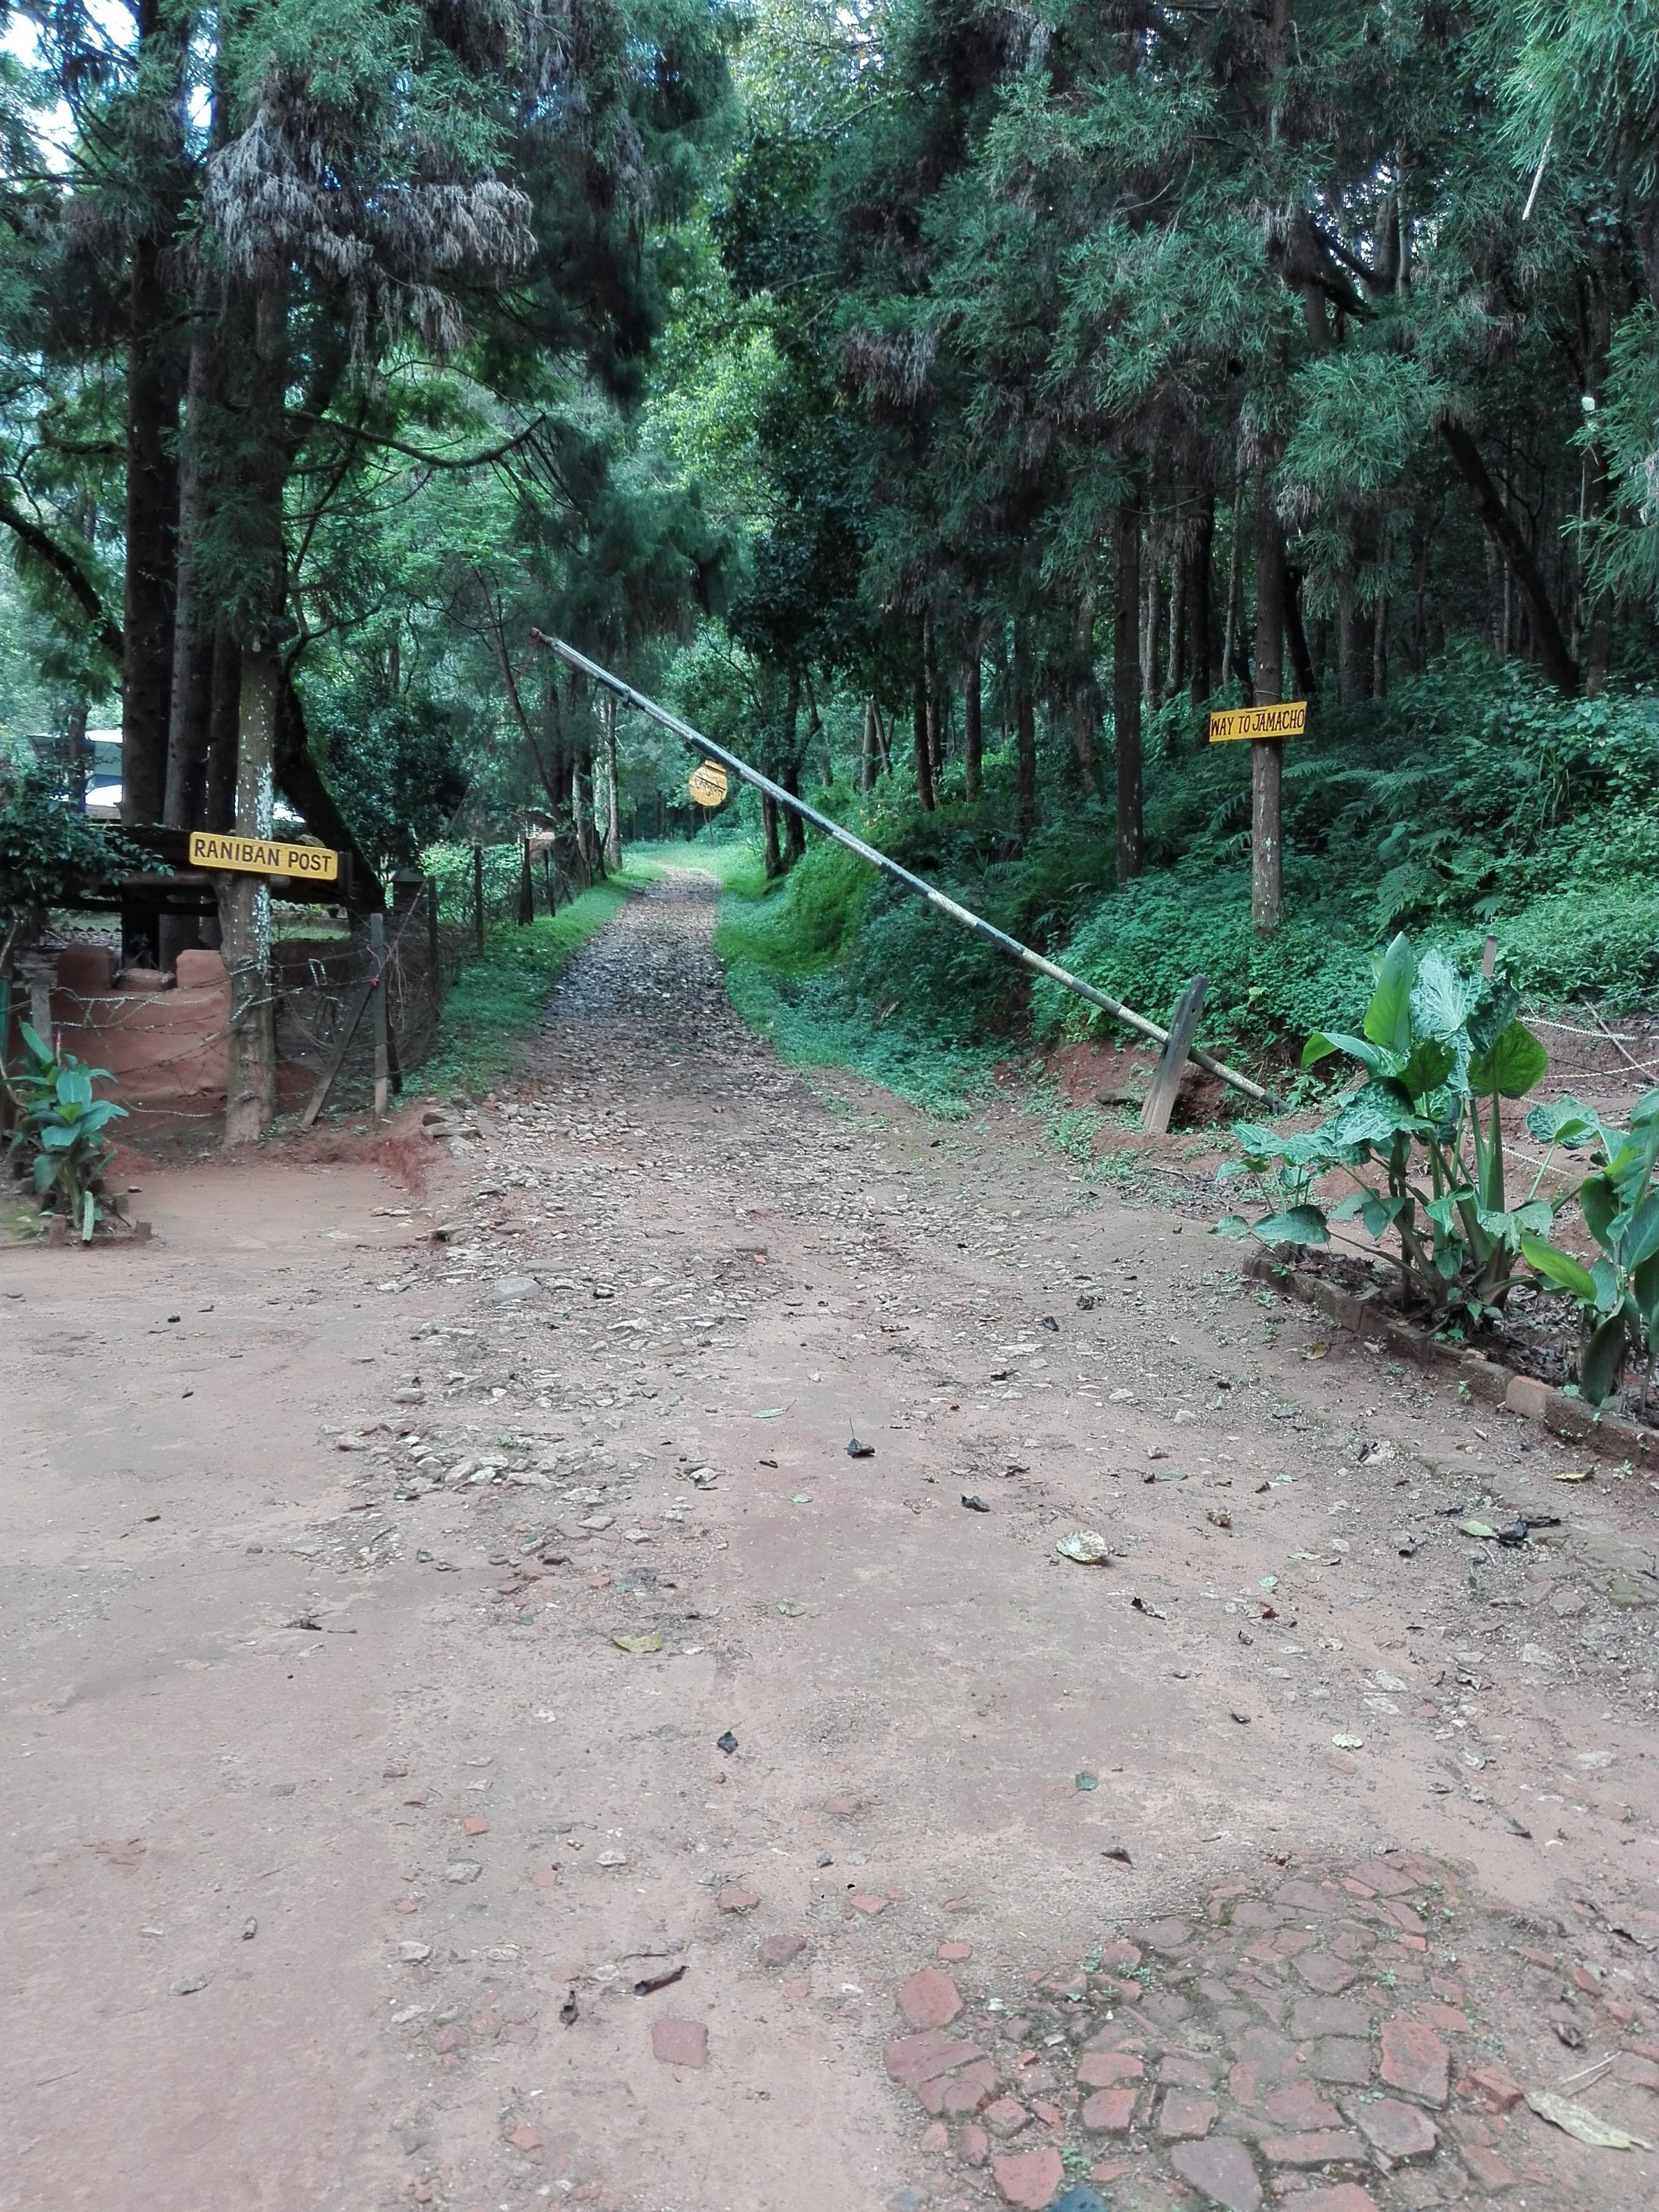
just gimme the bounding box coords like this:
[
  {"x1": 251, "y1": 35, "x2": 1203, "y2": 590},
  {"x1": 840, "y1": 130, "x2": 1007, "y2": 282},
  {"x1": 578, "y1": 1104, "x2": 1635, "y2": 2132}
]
[
  {"x1": 3, "y1": 1022, "x2": 127, "y2": 1242},
  {"x1": 1519, "y1": 1094, "x2": 1659, "y2": 1409},
  {"x1": 1217, "y1": 934, "x2": 1554, "y2": 1325}
]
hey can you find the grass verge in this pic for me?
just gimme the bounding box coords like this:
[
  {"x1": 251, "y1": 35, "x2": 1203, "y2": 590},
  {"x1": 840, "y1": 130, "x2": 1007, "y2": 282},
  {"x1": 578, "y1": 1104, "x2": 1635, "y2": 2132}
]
[
  {"x1": 416, "y1": 858, "x2": 659, "y2": 1098},
  {"x1": 705, "y1": 836, "x2": 1006, "y2": 1116}
]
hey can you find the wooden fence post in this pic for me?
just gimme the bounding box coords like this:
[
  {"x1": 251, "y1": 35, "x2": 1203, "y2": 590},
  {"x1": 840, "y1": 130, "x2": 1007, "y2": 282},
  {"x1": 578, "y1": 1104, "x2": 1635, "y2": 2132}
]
[
  {"x1": 370, "y1": 911, "x2": 389, "y2": 1121},
  {"x1": 1140, "y1": 974, "x2": 1210, "y2": 1135}
]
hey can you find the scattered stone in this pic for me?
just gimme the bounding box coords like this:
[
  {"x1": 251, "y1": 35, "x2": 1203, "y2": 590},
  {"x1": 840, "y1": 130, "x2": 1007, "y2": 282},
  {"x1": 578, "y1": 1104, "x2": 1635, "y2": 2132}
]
[
  {"x1": 983, "y1": 2096, "x2": 1030, "y2": 2137},
  {"x1": 397, "y1": 1941, "x2": 432, "y2": 1963},
  {"x1": 445, "y1": 1861, "x2": 482, "y2": 1884},
  {"x1": 760, "y1": 1931, "x2": 807, "y2": 1967},
  {"x1": 717, "y1": 1886, "x2": 759, "y2": 1913},
  {"x1": 487, "y1": 1275, "x2": 544, "y2": 1306},
  {"x1": 1080, "y1": 2088, "x2": 1138, "y2": 2133},
  {"x1": 171, "y1": 1971, "x2": 212, "y2": 1996},
  {"x1": 991, "y1": 2144, "x2": 1064, "y2": 2209},
  {"x1": 1379, "y1": 2018, "x2": 1450, "y2": 2105},
  {"x1": 649, "y1": 2017, "x2": 708, "y2": 2068},
  {"x1": 1161, "y1": 2091, "x2": 1219, "y2": 2139},
  {"x1": 1261, "y1": 2128, "x2": 1367, "y2": 2166},
  {"x1": 1353, "y1": 2097, "x2": 1438, "y2": 2159},
  {"x1": 1170, "y1": 2135, "x2": 1264, "y2": 2211},
  {"x1": 894, "y1": 1967, "x2": 962, "y2": 2030},
  {"x1": 1078, "y1": 2050, "x2": 1144, "y2": 2089}
]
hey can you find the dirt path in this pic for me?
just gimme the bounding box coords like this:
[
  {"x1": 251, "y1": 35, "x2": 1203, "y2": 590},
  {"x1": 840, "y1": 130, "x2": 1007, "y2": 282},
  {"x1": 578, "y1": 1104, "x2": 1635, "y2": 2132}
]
[{"x1": 4, "y1": 868, "x2": 1658, "y2": 2212}]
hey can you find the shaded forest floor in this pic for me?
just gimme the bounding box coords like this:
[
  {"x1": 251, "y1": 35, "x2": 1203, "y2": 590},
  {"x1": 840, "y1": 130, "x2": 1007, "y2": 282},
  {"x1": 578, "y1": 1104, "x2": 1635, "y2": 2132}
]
[{"x1": 3, "y1": 871, "x2": 1658, "y2": 2211}]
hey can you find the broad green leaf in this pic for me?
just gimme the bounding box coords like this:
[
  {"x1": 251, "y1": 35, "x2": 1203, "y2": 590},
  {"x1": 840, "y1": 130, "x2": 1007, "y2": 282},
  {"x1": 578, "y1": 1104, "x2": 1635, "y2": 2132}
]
[
  {"x1": 1512, "y1": 1199, "x2": 1554, "y2": 1236},
  {"x1": 1213, "y1": 1215, "x2": 1253, "y2": 1239},
  {"x1": 1302, "y1": 1029, "x2": 1398, "y2": 1076},
  {"x1": 19, "y1": 1021, "x2": 52, "y2": 1064},
  {"x1": 40, "y1": 1125, "x2": 75, "y2": 1150},
  {"x1": 1468, "y1": 1020, "x2": 1548, "y2": 1099},
  {"x1": 1360, "y1": 1192, "x2": 1404, "y2": 1238},
  {"x1": 1581, "y1": 1313, "x2": 1629, "y2": 1406},
  {"x1": 1254, "y1": 1206, "x2": 1330, "y2": 1247},
  {"x1": 1592, "y1": 1256, "x2": 1621, "y2": 1312},
  {"x1": 1362, "y1": 934, "x2": 1416, "y2": 1055},
  {"x1": 1410, "y1": 946, "x2": 1478, "y2": 1041},
  {"x1": 1329, "y1": 1191, "x2": 1371, "y2": 1220},
  {"x1": 1526, "y1": 1095, "x2": 1603, "y2": 1148},
  {"x1": 1398, "y1": 1037, "x2": 1456, "y2": 1100},
  {"x1": 1581, "y1": 1174, "x2": 1617, "y2": 1252},
  {"x1": 1325, "y1": 1082, "x2": 1424, "y2": 1149},
  {"x1": 1623, "y1": 1190, "x2": 1659, "y2": 1269},
  {"x1": 1631, "y1": 1089, "x2": 1659, "y2": 1130},
  {"x1": 1520, "y1": 1232, "x2": 1597, "y2": 1303},
  {"x1": 55, "y1": 1067, "x2": 93, "y2": 1107},
  {"x1": 1633, "y1": 1251, "x2": 1659, "y2": 1325}
]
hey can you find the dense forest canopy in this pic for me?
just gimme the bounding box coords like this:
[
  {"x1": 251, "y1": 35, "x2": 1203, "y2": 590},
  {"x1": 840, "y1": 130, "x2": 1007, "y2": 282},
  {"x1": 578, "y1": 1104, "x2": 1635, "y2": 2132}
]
[{"x1": 3, "y1": 0, "x2": 1659, "y2": 1127}]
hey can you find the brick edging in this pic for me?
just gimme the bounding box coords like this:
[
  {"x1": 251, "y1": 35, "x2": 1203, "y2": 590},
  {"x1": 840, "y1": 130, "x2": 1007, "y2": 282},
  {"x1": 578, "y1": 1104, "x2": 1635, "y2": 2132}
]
[{"x1": 1241, "y1": 1252, "x2": 1655, "y2": 1464}]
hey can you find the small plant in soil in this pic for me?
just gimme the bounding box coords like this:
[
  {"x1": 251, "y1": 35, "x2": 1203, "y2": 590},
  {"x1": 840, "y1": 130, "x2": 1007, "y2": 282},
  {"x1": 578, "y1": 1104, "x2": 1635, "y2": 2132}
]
[
  {"x1": 1217, "y1": 933, "x2": 1554, "y2": 1325},
  {"x1": 3, "y1": 1022, "x2": 126, "y2": 1241}
]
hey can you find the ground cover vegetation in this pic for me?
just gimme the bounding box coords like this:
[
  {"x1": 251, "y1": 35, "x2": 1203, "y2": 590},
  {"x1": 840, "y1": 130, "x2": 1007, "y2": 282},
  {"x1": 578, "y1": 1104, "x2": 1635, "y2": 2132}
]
[{"x1": 3, "y1": 0, "x2": 1659, "y2": 1147}]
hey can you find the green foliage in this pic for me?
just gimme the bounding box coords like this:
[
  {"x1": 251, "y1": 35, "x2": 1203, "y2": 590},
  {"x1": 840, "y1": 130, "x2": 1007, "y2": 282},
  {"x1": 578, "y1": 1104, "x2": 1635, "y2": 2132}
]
[
  {"x1": 1520, "y1": 1089, "x2": 1659, "y2": 1405},
  {"x1": 417, "y1": 862, "x2": 661, "y2": 1098},
  {"x1": 3, "y1": 1022, "x2": 126, "y2": 1239},
  {"x1": 0, "y1": 765, "x2": 144, "y2": 921},
  {"x1": 1215, "y1": 936, "x2": 1554, "y2": 1321},
  {"x1": 713, "y1": 834, "x2": 1004, "y2": 1115}
]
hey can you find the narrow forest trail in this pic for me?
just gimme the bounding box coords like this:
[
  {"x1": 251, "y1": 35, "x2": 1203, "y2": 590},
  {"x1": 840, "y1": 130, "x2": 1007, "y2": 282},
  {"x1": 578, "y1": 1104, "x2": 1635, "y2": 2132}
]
[{"x1": 3, "y1": 869, "x2": 1659, "y2": 2212}]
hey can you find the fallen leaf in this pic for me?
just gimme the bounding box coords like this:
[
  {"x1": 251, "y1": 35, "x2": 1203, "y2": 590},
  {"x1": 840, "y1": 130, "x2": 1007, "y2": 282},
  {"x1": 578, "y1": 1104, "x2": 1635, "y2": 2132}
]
[
  {"x1": 610, "y1": 1631, "x2": 663, "y2": 1655},
  {"x1": 1525, "y1": 2090, "x2": 1653, "y2": 2150},
  {"x1": 1552, "y1": 1468, "x2": 1592, "y2": 1483}
]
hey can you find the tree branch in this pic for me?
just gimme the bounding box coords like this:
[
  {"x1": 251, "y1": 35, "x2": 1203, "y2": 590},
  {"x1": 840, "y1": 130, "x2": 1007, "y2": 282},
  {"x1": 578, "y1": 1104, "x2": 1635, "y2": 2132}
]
[{"x1": 0, "y1": 489, "x2": 124, "y2": 664}]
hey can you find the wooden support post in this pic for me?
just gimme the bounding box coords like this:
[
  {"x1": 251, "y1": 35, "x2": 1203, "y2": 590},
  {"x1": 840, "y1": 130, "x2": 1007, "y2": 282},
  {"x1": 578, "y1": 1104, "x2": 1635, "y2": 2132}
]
[
  {"x1": 472, "y1": 841, "x2": 485, "y2": 954},
  {"x1": 1140, "y1": 974, "x2": 1209, "y2": 1135},
  {"x1": 370, "y1": 910, "x2": 389, "y2": 1121},
  {"x1": 1482, "y1": 932, "x2": 1498, "y2": 979},
  {"x1": 517, "y1": 839, "x2": 535, "y2": 925}
]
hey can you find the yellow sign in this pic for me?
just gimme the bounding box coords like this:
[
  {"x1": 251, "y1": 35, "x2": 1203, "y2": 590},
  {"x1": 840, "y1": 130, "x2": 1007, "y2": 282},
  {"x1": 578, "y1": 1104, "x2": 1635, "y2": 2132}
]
[
  {"x1": 188, "y1": 831, "x2": 339, "y2": 881},
  {"x1": 1208, "y1": 701, "x2": 1308, "y2": 743},
  {"x1": 688, "y1": 761, "x2": 730, "y2": 807}
]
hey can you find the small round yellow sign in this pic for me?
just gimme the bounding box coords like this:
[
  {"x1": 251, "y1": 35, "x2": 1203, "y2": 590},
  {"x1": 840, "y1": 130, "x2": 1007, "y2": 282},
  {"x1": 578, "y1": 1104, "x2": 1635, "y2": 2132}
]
[{"x1": 688, "y1": 760, "x2": 730, "y2": 807}]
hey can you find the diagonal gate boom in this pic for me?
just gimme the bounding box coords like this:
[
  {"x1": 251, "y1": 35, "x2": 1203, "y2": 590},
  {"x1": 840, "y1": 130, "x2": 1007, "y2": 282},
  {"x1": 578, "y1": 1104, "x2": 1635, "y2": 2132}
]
[{"x1": 530, "y1": 630, "x2": 1281, "y2": 1114}]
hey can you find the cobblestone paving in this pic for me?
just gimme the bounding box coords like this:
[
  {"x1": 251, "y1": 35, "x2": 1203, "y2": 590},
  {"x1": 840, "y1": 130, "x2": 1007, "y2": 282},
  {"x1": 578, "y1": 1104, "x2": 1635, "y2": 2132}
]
[{"x1": 884, "y1": 1850, "x2": 1659, "y2": 2210}]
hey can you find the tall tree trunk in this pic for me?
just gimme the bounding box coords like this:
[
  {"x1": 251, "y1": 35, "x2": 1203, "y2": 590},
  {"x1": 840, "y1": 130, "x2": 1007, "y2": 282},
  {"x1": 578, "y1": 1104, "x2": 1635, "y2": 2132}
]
[
  {"x1": 963, "y1": 656, "x2": 982, "y2": 801},
  {"x1": 1142, "y1": 552, "x2": 1163, "y2": 713},
  {"x1": 1223, "y1": 481, "x2": 1250, "y2": 688},
  {"x1": 1189, "y1": 493, "x2": 1215, "y2": 702},
  {"x1": 861, "y1": 697, "x2": 879, "y2": 794},
  {"x1": 761, "y1": 790, "x2": 783, "y2": 877},
  {"x1": 204, "y1": 625, "x2": 240, "y2": 833},
  {"x1": 219, "y1": 274, "x2": 287, "y2": 1147},
  {"x1": 780, "y1": 669, "x2": 805, "y2": 864},
  {"x1": 1252, "y1": 479, "x2": 1288, "y2": 939},
  {"x1": 1013, "y1": 622, "x2": 1037, "y2": 833},
  {"x1": 162, "y1": 294, "x2": 218, "y2": 952},
  {"x1": 219, "y1": 641, "x2": 279, "y2": 1147},
  {"x1": 1286, "y1": 570, "x2": 1318, "y2": 702},
  {"x1": 1073, "y1": 589, "x2": 1100, "y2": 798},
  {"x1": 66, "y1": 697, "x2": 89, "y2": 814},
  {"x1": 1439, "y1": 421, "x2": 1578, "y2": 693},
  {"x1": 912, "y1": 661, "x2": 936, "y2": 812},
  {"x1": 601, "y1": 694, "x2": 621, "y2": 870},
  {"x1": 1165, "y1": 556, "x2": 1187, "y2": 702},
  {"x1": 1112, "y1": 500, "x2": 1143, "y2": 884},
  {"x1": 121, "y1": 228, "x2": 180, "y2": 827}
]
